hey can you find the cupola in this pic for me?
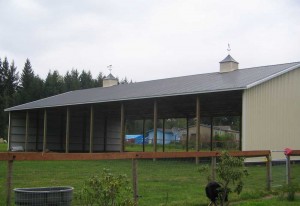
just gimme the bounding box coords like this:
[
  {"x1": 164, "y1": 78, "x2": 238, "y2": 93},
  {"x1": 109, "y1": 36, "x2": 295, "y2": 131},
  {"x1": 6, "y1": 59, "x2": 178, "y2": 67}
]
[
  {"x1": 219, "y1": 44, "x2": 239, "y2": 72},
  {"x1": 103, "y1": 65, "x2": 118, "y2": 87}
]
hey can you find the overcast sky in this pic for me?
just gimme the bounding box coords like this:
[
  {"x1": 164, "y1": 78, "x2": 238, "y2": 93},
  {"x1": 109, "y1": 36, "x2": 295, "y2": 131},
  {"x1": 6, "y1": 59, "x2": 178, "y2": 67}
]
[{"x1": 1, "y1": 0, "x2": 300, "y2": 82}]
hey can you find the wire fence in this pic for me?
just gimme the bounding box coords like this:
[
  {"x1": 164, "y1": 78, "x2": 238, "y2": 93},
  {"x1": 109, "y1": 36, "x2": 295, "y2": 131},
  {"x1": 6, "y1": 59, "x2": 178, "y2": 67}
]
[
  {"x1": 2, "y1": 150, "x2": 300, "y2": 205},
  {"x1": 0, "y1": 151, "x2": 277, "y2": 206}
]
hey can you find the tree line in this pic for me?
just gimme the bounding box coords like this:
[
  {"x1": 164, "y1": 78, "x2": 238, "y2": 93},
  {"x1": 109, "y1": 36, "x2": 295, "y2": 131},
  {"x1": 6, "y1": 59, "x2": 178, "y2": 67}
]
[{"x1": 0, "y1": 57, "x2": 131, "y2": 138}]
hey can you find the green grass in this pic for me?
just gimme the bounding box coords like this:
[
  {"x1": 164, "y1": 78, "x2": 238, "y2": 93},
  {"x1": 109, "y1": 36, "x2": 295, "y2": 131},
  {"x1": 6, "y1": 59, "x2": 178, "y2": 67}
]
[
  {"x1": 0, "y1": 143, "x2": 7, "y2": 152},
  {"x1": 233, "y1": 196, "x2": 300, "y2": 205},
  {"x1": 0, "y1": 157, "x2": 299, "y2": 205}
]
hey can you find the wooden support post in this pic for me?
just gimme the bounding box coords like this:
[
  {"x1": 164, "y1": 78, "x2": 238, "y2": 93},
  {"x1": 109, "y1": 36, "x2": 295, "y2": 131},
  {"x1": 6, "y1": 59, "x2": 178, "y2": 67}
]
[
  {"x1": 43, "y1": 109, "x2": 47, "y2": 152},
  {"x1": 286, "y1": 155, "x2": 291, "y2": 185},
  {"x1": 7, "y1": 112, "x2": 11, "y2": 151},
  {"x1": 196, "y1": 96, "x2": 200, "y2": 164},
  {"x1": 104, "y1": 116, "x2": 108, "y2": 152},
  {"x1": 35, "y1": 111, "x2": 40, "y2": 151},
  {"x1": 25, "y1": 111, "x2": 29, "y2": 152},
  {"x1": 162, "y1": 118, "x2": 165, "y2": 152},
  {"x1": 120, "y1": 103, "x2": 125, "y2": 152},
  {"x1": 65, "y1": 107, "x2": 70, "y2": 153},
  {"x1": 142, "y1": 118, "x2": 145, "y2": 152},
  {"x1": 210, "y1": 116, "x2": 213, "y2": 151},
  {"x1": 266, "y1": 155, "x2": 272, "y2": 190},
  {"x1": 132, "y1": 158, "x2": 138, "y2": 204},
  {"x1": 6, "y1": 159, "x2": 13, "y2": 206},
  {"x1": 59, "y1": 113, "x2": 65, "y2": 151},
  {"x1": 89, "y1": 105, "x2": 94, "y2": 153},
  {"x1": 153, "y1": 100, "x2": 158, "y2": 153},
  {"x1": 186, "y1": 117, "x2": 189, "y2": 152},
  {"x1": 211, "y1": 156, "x2": 216, "y2": 181}
]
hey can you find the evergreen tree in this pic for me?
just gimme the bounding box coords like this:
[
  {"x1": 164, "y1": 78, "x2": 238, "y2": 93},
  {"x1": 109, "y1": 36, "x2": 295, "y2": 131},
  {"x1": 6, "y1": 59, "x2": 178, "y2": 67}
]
[
  {"x1": 44, "y1": 70, "x2": 64, "y2": 97},
  {"x1": 0, "y1": 58, "x2": 9, "y2": 96},
  {"x1": 0, "y1": 58, "x2": 6, "y2": 138},
  {"x1": 16, "y1": 58, "x2": 44, "y2": 104},
  {"x1": 5, "y1": 61, "x2": 19, "y2": 98},
  {"x1": 64, "y1": 69, "x2": 80, "y2": 92},
  {"x1": 96, "y1": 72, "x2": 104, "y2": 87},
  {"x1": 79, "y1": 70, "x2": 94, "y2": 89},
  {"x1": 0, "y1": 57, "x2": 19, "y2": 138}
]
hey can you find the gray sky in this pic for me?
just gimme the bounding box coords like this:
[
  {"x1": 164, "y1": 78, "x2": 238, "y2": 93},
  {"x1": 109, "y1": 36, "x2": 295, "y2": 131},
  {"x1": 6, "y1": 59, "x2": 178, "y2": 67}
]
[{"x1": 1, "y1": 0, "x2": 300, "y2": 82}]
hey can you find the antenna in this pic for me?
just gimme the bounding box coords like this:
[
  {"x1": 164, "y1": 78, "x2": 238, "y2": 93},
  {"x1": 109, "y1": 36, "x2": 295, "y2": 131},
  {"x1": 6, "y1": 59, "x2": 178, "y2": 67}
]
[
  {"x1": 107, "y1": 65, "x2": 112, "y2": 74},
  {"x1": 227, "y1": 43, "x2": 231, "y2": 54}
]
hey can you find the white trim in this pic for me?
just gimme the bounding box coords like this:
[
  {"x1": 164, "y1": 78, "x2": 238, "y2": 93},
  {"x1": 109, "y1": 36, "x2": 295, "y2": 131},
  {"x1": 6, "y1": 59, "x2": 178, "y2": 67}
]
[
  {"x1": 246, "y1": 63, "x2": 300, "y2": 89},
  {"x1": 242, "y1": 91, "x2": 247, "y2": 151}
]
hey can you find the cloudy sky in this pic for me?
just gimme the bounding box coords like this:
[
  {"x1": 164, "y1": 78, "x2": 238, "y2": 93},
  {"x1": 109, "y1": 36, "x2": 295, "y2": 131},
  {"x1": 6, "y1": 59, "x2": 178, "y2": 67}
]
[{"x1": 1, "y1": 0, "x2": 300, "y2": 82}]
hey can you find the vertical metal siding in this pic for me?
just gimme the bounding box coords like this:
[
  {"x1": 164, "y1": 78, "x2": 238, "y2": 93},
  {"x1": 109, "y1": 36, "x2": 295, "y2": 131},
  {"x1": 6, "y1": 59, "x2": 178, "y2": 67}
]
[{"x1": 243, "y1": 68, "x2": 300, "y2": 160}]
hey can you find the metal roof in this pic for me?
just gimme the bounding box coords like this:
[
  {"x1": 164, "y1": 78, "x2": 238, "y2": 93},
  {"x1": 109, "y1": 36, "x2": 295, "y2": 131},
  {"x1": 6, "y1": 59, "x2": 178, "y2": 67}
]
[
  {"x1": 5, "y1": 61, "x2": 300, "y2": 112},
  {"x1": 105, "y1": 73, "x2": 117, "y2": 80},
  {"x1": 219, "y1": 55, "x2": 239, "y2": 63}
]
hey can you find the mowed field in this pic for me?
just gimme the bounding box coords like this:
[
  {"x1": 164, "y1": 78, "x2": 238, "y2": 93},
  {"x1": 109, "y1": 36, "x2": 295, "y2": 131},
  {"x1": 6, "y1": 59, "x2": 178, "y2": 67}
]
[{"x1": 0, "y1": 143, "x2": 299, "y2": 205}]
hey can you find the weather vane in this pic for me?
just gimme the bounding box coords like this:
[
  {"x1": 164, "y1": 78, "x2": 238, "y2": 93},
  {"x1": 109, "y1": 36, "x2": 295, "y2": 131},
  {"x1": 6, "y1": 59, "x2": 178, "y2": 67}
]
[
  {"x1": 227, "y1": 43, "x2": 231, "y2": 54},
  {"x1": 107, "y1": 65, "x2": 112, "y2": 74}
]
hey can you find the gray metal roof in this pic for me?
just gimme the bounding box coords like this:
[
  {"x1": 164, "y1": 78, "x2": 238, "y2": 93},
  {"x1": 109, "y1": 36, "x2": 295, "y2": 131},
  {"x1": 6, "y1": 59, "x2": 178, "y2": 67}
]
[
  {"x1": 5, "y1": 61, "x2": 300, "y2": 111},
  {"x1": 220, "y1": 55, "x2": 239, "y2": 63},
  {"x1": 105, "y1": 73, "x2": 117, "y2": 80}
]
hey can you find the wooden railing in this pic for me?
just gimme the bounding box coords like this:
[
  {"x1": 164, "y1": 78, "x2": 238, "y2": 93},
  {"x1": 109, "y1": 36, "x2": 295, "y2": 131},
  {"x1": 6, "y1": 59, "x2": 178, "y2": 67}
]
[{"x1": 0, "y1": 150, "x2": 271, "y2": 206}]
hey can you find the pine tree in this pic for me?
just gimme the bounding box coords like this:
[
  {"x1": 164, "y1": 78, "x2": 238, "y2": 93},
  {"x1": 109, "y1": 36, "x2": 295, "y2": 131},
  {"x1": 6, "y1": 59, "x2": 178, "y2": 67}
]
[
  {"x1": 96, "y1": 72, "x2": 104, "y2": 87},
  {"x1": 44, "y1": 70, "x2": 64, "y2": 97},
  {"x1": 17, "y1": 58, "x2": 44, "y2": 104},
  {"x1": 79, "y1": 70, "x2": 94, "y2": 89},
  {"x1": 64, "y1": 69, "x2": 80, "y2": 92},
  {"x1": 5, "y1": 61, "x2": 19, "y2": 104}
]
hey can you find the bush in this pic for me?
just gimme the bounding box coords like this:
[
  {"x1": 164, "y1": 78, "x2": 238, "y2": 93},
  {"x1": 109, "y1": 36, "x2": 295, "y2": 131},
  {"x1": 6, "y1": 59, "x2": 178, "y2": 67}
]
[
  {"x1": 75, "y1": 168, "x2": 135, "y2": 206},
  {"x1": 214, "y1": 133, "x2": 238, "y2": 150},
  {"x1": 277, "y1": 183, "x2": 299, "y2": 201},
  {"x1": 200, "y1": 151, "x2": 248, "y2": 206}
]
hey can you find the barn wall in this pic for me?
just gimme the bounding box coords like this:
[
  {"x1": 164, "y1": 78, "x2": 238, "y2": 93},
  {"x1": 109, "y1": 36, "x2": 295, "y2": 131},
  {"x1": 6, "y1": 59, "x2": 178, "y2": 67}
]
[
  {"x1": 10, "y1": 112, "x2": 26, "y2": 150},
  {"x1": 46, "y1": 110, "x2": 64, "y2": 151},
  {"x1": 106, "y1": 117, "x2": 121, "y2": 151},
  {"x1": 10, "y1": 111, "x2": 44, "y2": 151},
  {"x1": 242, "y1": 67, "x2": 300, "y2": 160}
]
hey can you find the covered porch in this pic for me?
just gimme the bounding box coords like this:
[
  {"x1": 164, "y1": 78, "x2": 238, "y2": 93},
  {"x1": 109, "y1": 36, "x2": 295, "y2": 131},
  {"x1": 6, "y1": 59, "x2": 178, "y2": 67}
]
[{"x1": 7, "y1": 90, "x2": 243, "y2": 153}]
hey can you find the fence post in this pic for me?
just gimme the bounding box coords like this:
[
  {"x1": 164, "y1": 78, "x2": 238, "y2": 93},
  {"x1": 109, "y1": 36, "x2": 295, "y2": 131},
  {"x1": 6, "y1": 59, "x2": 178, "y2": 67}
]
[
  {"x1": 211, "y1": 156, "x2": 216, "y2": 181},
  {"x1": 132, "y1": 158, "x2": 138, "y2": 205},
  {"x1": 266, "y1": 155, "x2": 272, "y2": 191},
  {"x1": 6, "y1": 159, "x2": 14, "y2": 206},
  {"x1": 286, "y1": 155, "x2": 291, "y2": 185}
]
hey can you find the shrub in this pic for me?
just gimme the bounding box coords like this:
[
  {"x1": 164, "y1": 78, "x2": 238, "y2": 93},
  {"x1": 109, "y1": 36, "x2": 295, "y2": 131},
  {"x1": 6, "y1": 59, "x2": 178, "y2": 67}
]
[
  {"x1": 76, "y1": 168, "x2": 135, "y2": 206},
  {"x1": 277, "y1": 183, "x2": 299, "y2": 201},
  {"x1": 200, "y1": 151, "x2": 248, "y2": 206}
]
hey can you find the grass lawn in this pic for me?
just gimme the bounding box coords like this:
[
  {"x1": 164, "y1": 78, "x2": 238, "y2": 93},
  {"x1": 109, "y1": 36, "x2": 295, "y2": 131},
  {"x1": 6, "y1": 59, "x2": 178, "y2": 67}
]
[
  {"x1": 0, "y1": 143, "x2": 7, "y2": 151},
  {"x1": 0, "y1": 144, "x2": 299, "y2": 205},
  {"x1": 0, "y1": 156, "x2": 299, "y2": 205}
]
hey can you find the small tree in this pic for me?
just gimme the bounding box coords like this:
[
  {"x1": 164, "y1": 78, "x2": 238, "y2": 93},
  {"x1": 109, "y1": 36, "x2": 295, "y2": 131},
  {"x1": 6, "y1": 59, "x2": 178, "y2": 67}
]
[
  {"x1": 76, "y1": 168, "x2": 135, "y2": 206},
  {"x1": 200, "y1": 151, "x2": 248, "y2": 206},
  {"x1": 216, "y1": 152, "x2": 248, "y2": 205}
]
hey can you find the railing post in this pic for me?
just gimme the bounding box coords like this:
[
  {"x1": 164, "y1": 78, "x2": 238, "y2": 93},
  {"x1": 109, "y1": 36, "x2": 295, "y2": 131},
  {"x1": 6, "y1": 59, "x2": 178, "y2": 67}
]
[
  {"x1": 65, "y1": 107, "x2": 70, "y2": 153},
  {"x1": 211, "y1": 156, "x2": 216, "y2": 181},
  {"x1": 266, "y1": 154, "x2": 272, "y2": 191},
  {"x1": 286, "y1": 155, "x2": 291, "y2": 185},
  {"x1": 195, "y1": 96, "x2": 200, "y2": 164},
  {"x1": 132, "y1": 158, "x2": 138, "y2": 205},
  {"x1": 6, "y1": 159, "x2": 14, "y2": 206}
]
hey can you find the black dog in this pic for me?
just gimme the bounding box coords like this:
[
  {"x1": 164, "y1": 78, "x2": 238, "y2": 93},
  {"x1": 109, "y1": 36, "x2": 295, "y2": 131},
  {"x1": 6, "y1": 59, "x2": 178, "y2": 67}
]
[{"x1": 205, "y1": 181, "x2": 228, "y2": 206}]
